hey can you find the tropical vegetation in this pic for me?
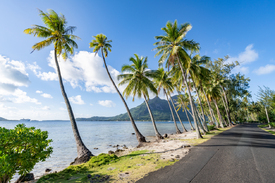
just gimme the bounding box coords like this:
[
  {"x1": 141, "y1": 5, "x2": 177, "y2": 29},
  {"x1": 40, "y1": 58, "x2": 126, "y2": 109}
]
[{"x1": 2, "y1": 8, "x2": 273, "y2": 182}]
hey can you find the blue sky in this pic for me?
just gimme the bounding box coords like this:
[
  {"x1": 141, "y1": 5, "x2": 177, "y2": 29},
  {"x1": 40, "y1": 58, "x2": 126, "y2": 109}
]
[{"x1": 0, "y1": 0, "x2": 274, "y2": 120}]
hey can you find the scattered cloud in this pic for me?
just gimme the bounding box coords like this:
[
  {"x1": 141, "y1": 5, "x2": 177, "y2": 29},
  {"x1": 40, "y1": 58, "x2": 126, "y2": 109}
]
[
  {"x1": 69, "y1": 95, "x2": 85, "y2": 105},
  {"x1": 59, "y1": 107, "x2": 66, "y2": 111},
  {"x1": 98, "y1": 100, "x2": 116, "y2": 107},
  {"x1": 36, "y1": 90, "x2": 43, "y2": 94},
  {"x1": 227, "y1": 44, "x2": 258, "y2": 74},
  {"x1": 12, "y1": 89, "x2": 41, "y2": 104},
  {"x1": 42, "y1": 106, "x2": 50, "y2": 110},
  {"x1": 254, "y1": 64, "x2": 275, "y2": 75},
  {"x1": 90, "y1": 103, "x2": 93, "y2": 106},
  {"x1": 41, "y1": 93, "x2": 53, "y2": 98},
  {"x1": 29, "y1": 51, "x2": 120, "y2": 93}
]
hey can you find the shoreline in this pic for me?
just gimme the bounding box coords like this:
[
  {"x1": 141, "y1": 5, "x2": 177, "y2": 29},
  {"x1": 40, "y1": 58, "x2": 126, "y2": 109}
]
[{"x1": 30, "y1": 126, "x2": 232, "y2": 183}]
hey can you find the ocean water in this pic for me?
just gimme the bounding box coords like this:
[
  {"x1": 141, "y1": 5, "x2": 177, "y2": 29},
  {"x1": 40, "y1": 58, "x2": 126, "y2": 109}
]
[{"x1": 0, "y1": 120, "x2": 193, "y2": 181}]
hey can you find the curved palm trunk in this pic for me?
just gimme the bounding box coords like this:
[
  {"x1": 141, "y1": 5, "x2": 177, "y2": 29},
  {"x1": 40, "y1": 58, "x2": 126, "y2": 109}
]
[
  {"x1": 191, "y1": 77, "x2": 208, "y2": 132},
  {"x1": 265, "y1": 106, "x2": 271, "y2": 128},
  {"x1": 193, "y1": 101, "x2": 207, "y2": 134},
  {"x1": 177, "y1": 91, "x2": 194, "y2": 130},
  {"x1": 164, "y1": 90, "x2": 181, "y2": 134},
  {"x1": 201, "y1": 86, "x2": 217, "y2": 126},
  {"x1": 184, "y1": 106, "x2": 194, "y2": 130},
  {"x1": 213, "y1": 99, "x2": 224, "y2": 128},
  {"x1": 221, "y1": 86, "x2": 233, "y2": 125},
  {"x1": 221, "y1": 94, "x2": 231, "y2": 126},
  {"x1": 101, "y1": 49, "x2": 146, "y2": 143},
  {"x1": 54, "y1": 50, "x2": 92, "y2": 159},
  {"x1": 168, "y1": 94, "x2": 187, "y2": 132},
  {"x1": 177, "y1": 58, "x2": 202, "y2": 138},
  {"x1": 143, "y1": 94, "x2": 163, "y2": 139}
]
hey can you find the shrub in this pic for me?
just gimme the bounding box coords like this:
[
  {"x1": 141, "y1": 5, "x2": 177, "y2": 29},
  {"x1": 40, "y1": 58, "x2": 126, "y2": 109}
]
[
  {"x1": 0, "y1": 124, "x2": 52, "y2": 183},
  {"x1": 207, "y1": 125, "x2": 216, "y2": 131}
]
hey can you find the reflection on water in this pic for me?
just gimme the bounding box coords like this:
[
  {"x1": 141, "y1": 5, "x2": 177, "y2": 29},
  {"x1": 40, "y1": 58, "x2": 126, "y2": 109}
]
[{"x1": 0, "y1": 120, "x2": 193, "y2": 181}]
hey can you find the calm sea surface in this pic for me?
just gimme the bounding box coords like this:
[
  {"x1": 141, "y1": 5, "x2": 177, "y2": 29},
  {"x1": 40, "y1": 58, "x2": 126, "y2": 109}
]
[{"x1": 1, "y1": 120, "x2": 193, "y2": 181}]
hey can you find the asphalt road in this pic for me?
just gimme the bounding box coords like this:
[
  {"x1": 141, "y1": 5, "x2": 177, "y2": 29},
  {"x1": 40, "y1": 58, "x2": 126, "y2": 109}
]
[{"x1": 137, "y1": 124, "x2": 275, "y2": 183}]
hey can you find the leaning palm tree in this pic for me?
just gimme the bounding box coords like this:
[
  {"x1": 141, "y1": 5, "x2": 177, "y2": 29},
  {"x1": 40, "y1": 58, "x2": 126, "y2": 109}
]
[
  {"x1": 176, "y1": 94, "x2": 195, "y2": 130},
  {"x1": 89, "y1": 35, "x2": 146, "y2": 143},
  {"x1": 117, "y1": 54, "x2": 163, "y2": 139},
  {"x1": 154, "y1": 20, "x2": 202, "y2": 138},
  {"x1": 24, "y1": 9, "x2": 92, "y2": 164},
  {"x1": 153, "y1": 68, "x2": 183, "y2": 134}
]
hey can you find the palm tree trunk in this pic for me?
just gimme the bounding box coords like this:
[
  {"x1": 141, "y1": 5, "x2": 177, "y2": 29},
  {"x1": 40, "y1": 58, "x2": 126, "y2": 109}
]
[
  {"x1": 177, "y1": 56, "x2": 202, "y2": 139},
  {"x1": 194, "y1": 101, "x2": 207, "y2": 134},
  {"x1": 184, "y1": 106, "x2": 194, "y2": 130},
  {"x1": 168, "y1": 94, "x2": 187, "y2": 132},
  {"x1": 54, "y1": 50, "x2": 92, "y2": 160},
  {"x1": 213, "y1": 99, "x2": 224, "y2": 128},
  {"x1": 221, "y1": 94, "x2": 231, "y2": 126},
  {"x1": 201, "y1": 85, "x2": 216, "y2": 126},
  {"x1": 265, "y1": 106, "x2": 271, "y2": 128},
  {"x1": 101, "y1": 49, "x2": 146, "y2": 143},
  {"x1": 191, "y1": 77, "x2": 208, "y2": 132},
  {"x1": 177, "y1": 91, "x2": 194, "y2": 130},
  {"x1": 143, "y1": 94, "x2": 163, "y2": 139},
  {"x1": 221, "y1": 86, "x2": 233, "y2": 125},
  {"x1": 164, "y1": 90, "x2": 181, "y2": 134}
]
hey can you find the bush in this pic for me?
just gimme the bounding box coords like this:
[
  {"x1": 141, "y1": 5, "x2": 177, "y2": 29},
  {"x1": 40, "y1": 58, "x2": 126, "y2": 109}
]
[
  {"x1": 207, "y1": 125, "x2": 216, "y2": 131},
  {"x1": 0, "y1": 124, "x2": 52, "y2": 183}
]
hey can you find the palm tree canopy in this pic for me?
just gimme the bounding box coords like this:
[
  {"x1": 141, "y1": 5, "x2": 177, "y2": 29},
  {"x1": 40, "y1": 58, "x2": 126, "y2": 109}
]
[
  {"x1": 89, "y1": 34, "x2": 112, "y2": 57},
  {"x1": 24, "y1": 9, "x2": 80, "y2": 59},
  {"x1": 117, "y1": 54, "x2": 157, "y2": 101},
  {"x1": 154, "y1": 20, "x2": 200, "y2": 69},
  {"x1": 153, "y1": 68, "x2": 174, "y2": 95}
]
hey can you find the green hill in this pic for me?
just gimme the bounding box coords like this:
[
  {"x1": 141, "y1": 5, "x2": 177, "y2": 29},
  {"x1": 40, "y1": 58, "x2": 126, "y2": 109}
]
[
  {"x1": 77, "y1": 96, "x2": 192, "y2": 121},
  {"x1": 0, "y1": 117, "x2": 8, "y2": 121}
]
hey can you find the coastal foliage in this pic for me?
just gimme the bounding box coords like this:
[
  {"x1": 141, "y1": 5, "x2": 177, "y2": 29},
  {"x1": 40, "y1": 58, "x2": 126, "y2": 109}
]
[{"x1": 0, "y1": 124, "x2": 52, "y2": 183}]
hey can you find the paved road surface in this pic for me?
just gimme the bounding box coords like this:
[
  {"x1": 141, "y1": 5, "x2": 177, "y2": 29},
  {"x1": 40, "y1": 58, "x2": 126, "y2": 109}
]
[{"x1": 137, "y1": 124, "x2": 275, "y2": 183}]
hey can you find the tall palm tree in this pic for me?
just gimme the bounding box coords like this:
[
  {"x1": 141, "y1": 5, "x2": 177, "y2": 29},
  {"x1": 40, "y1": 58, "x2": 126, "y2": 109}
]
[
  {"x1": 117, "y1": 54, "x2": 163, "y2": 139},
  {"x1": 154, "y1": 20, "x2": 202, "y2": 138},
  {"x1": 188, "y1": 54, "x2": 212, "y2": 132},
  {"x1": 153, "y1": 68, "x2": 183, "y2": 134},
  {"x1": 89, "y1": 35, "x2": 146, "y2": 143},
  {"x1": 24, "y1": 9, "x2": 92, "y2": 163},
  {"x1": 206, "y1": 84, "x2": 225, "y2": 128},
  {"x1": 176, "y1": 94, "x2": 195, "y2": 130}
]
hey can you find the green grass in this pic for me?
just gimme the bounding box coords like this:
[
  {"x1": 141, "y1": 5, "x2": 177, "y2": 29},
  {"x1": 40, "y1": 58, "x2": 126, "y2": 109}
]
[
  {"x1": 37, "y1": 150, "x2": 178, "y2": 183},
  {"x1": 182, "y1": 126, "x2": 232, "y2": 146}
]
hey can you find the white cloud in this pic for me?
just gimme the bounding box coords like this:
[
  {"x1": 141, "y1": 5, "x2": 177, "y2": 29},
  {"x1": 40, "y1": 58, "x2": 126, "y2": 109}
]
[
  {"x1": 59, "y1": 107, "x2": 66, "y2": 111},
  {"x1": 254, "y1": 64, "x2": 275, "y2": 75},
  {"x1": 42, "y1": 106, "x2": 50, "y2": 110},
  {"x1": 90, "y1": 103, "x2": 93, "y2": 106},
  {"x1": 227, "y1": 44, "x2": 258, "y2": 74},
  {"x1": 36, "y1": 90, "x2": 43, "y2": 93},
  {"x1": 69, "y1": 95, "x2": 85, "y2": 105},
  {"x1": 98, "y1": 100, "x2": 116, "y2": 107},
  {"x1": 11, "y1": 89, "x2": 41, "y2": 104},
  {"x1": 41, "y1": 93, "x2": 53, "y2": 98},
  {"x1": 30, "y1": 51, "x2": 120, "y2": 93},
  {"x1": 0, "y1": 55, "x2": 30, "y2": 88}
]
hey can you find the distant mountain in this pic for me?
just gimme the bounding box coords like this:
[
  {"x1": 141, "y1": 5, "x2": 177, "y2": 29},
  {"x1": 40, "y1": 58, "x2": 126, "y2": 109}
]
[
  {"x1": 77, "y1": 96, "x2": 192, "y2": 121},
  {"x1": 0, "y1": 117, "x2": 8, "y2": 121}
]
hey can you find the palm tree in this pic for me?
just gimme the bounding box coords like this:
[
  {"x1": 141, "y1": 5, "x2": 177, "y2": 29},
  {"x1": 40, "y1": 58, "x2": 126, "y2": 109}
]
[
  {"x1": 188, "y1": 54, "x2": 212, "y2": 132},
  {"x1": 117, "y1": 54, "x2": 163, "y2": 139},
  {"x1": 207, "y1": 84, "x2": 225, "y2": 128},
  {"x1": 176, "y1": 94, "x2": 195, "y2": 130},
  {"x1": 24, "y1": 9, "x2": 92, "y2": 163},
  {"x1": 153, "y1": 68, "x2": 183, "y2": 134},
  {"x1": 154, "y1": 20, "x2": 202, "y2": 138},
  {"x1": 89, "y1": 35, "x2": 146, "y2": 143}
]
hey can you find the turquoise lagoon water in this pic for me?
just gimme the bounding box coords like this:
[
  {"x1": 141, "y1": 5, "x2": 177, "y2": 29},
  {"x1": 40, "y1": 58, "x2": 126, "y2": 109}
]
[{"x1": 0, "y1": 120, "x2": 193, "y2": 181}]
